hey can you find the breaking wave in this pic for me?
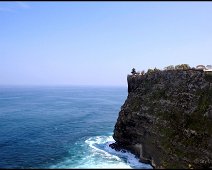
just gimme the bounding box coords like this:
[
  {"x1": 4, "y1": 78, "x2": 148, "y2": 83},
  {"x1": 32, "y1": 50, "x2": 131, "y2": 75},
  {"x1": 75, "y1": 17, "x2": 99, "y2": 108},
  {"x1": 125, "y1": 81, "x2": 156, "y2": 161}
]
[{"x1": 50, "y1": 135, "x2": 152, "y2": 169}]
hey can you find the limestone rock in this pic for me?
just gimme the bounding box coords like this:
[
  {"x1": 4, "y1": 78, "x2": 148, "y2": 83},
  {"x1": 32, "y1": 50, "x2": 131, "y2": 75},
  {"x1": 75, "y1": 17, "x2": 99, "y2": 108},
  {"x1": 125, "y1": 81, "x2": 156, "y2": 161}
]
[{"x1": 112, "y1": 69, "x2": 212, "y2": 169}]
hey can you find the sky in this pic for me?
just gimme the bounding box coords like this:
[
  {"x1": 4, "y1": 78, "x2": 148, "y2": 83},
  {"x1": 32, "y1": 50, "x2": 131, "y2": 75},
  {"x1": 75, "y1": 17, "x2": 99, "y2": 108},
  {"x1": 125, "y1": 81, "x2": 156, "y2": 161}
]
[{"x1": 0, "y1": 1, "x2": 212, "y2": 87}]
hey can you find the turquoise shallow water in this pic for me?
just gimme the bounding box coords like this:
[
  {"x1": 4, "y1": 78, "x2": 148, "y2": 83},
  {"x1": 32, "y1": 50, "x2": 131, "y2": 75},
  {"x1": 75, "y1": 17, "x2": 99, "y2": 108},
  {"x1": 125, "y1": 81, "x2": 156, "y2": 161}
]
[{"x1": 0, "y1": 86, "x2": 152, "y2": 169}]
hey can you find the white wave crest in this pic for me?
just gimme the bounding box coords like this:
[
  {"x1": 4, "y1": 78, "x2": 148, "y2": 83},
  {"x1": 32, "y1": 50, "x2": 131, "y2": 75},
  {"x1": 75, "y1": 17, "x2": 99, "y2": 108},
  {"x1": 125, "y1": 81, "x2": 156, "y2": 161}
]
[
  {"x1": 85, "y1": 136, "x2": 121, "y2": 161},
  {"x1": 50, "y1": 135, "x2": 152, "y2": 169},
  {"x1": 85, "y1": 135, "x2": 152, "y2": 169}
]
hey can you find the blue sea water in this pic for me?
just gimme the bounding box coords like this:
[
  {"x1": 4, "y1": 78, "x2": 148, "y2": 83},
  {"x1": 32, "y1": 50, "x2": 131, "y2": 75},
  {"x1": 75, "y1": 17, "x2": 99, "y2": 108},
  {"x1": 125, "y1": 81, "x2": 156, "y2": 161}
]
[{"x1": 0, "y1": 86, "x2": 152, "y2": 169}]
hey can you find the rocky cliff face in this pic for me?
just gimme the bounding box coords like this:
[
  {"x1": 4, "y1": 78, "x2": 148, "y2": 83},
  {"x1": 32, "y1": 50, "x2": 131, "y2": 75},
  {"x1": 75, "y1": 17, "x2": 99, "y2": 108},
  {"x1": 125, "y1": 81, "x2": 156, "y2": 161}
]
[{"x1": 111, "y1": 69, "x2": 212, "y2": 169}]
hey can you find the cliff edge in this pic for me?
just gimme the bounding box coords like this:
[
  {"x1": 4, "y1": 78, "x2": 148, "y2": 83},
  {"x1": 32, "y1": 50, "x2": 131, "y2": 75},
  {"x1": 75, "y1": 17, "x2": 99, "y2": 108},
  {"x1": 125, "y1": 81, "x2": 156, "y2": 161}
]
[{"x1": 111, "y1": 69, "x2": 212, "y2": 169}]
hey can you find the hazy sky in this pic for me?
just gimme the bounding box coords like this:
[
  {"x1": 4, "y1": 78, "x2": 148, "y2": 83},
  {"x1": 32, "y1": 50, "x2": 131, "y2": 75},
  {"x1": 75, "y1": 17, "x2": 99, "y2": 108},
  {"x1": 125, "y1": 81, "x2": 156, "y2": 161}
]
[{"x1": 0, "y1": 2, "x2": 212, "y2": 86}]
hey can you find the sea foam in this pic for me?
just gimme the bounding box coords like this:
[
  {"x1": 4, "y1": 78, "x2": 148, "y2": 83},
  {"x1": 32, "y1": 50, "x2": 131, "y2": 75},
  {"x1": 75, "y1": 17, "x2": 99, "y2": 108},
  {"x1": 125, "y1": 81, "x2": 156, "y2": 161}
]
[{"x1": 50, "y1": 135, "x2": 152, "y2": 169}]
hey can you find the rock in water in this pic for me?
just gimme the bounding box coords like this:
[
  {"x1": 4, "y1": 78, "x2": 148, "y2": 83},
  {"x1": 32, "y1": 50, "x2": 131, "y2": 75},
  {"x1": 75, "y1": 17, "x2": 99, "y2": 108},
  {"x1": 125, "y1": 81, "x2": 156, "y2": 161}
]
[{"x1": 112, "y1": 69, "x2": 212, "y2": 169}]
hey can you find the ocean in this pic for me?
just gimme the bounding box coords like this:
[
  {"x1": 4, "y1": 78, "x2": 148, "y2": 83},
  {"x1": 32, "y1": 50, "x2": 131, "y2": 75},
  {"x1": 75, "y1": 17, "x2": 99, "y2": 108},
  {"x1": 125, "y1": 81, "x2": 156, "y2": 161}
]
[{"x1": 0, "y1": 86, "x2": 152, "y2": 169}]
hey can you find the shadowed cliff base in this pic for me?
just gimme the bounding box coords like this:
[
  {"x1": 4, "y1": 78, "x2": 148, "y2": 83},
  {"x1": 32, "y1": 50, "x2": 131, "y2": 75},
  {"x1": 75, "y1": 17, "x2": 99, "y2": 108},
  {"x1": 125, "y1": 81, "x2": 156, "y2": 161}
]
[{"x1": 111, "y1": 65, "x2": 212, "y2": 169}]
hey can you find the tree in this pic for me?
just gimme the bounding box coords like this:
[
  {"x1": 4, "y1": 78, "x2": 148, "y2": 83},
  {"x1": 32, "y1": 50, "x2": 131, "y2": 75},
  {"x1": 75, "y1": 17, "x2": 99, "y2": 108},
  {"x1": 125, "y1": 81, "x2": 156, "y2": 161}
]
[
  {"x1": 206, "y1": 65, "x2": 212, "y2": 70},
  {"x1": 175, "y1": 64, "x2": 182, "y2": 70},
  {"x1": 181, "y1": 64, "x2": 190, "y2": 70},
  {"x1": 131, "y1": 68, "x2": 136, "y2": 75},
  {"x1": 154, "y1": 67, "x2": 160, "y2": 72},
  {"x1": 196, "y1": 65, "x2": 206, "y2": 70},
  {"x1": 164, "y1": 65, "x2": 175, "y2": 70},
  {"x1": 147, "y1": 68, "x2": 154, "y2": 74},
  {"x1": 175, "y1": 64, "x2": 190, "y2": 70}
]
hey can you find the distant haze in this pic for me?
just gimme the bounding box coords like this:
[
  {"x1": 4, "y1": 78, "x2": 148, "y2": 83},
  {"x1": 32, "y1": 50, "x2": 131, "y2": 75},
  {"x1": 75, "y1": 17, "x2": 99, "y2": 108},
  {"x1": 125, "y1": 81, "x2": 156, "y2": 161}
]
[{"x1": 0, "y1": 2, "x2": 212, "y2": 86}]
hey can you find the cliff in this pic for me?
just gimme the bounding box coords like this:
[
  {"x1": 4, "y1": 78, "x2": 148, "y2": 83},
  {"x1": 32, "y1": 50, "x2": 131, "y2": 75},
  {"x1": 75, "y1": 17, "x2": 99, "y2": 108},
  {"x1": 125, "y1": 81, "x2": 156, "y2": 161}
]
[{"x1": 111, "y1": 69, "x2": 212, "y2": 169}]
